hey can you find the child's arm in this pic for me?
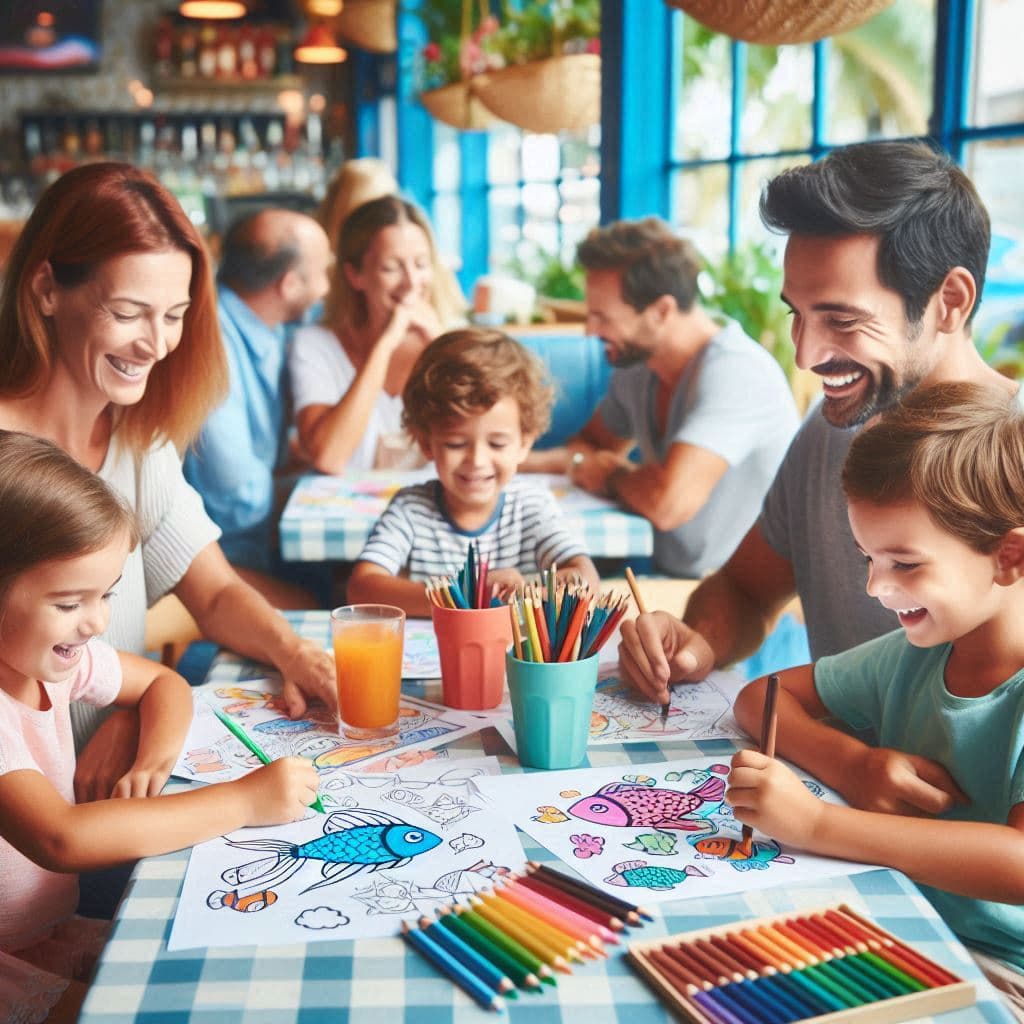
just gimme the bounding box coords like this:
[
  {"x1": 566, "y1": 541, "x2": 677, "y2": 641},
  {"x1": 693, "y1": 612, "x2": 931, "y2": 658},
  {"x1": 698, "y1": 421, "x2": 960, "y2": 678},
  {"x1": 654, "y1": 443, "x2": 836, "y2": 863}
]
[
  {"x1": 735, "y1": 668, "x2": 965, "y2": 817},
  {"x1": 727, "y1": 750, "x2": 1024, "y2": 904},
  {"x1": 557, "y1": 555, "x2": 600, "y2": 594},
  {"x1": 108, "y1": 652, "x2": 194, "y2": 800},
  {"x1": 347, "y1": 561, "x2": 433, "y2": 617},
  {"x1": 0, "y1": 757, "x2": 320, "y2": 873}
]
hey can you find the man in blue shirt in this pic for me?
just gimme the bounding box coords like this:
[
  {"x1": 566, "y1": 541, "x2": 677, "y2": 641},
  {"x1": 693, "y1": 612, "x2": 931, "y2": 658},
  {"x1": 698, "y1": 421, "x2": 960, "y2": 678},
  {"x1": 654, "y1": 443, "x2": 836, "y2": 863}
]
[{"x1": 185, "y1": 209, "x2": 332, "y2": 607}]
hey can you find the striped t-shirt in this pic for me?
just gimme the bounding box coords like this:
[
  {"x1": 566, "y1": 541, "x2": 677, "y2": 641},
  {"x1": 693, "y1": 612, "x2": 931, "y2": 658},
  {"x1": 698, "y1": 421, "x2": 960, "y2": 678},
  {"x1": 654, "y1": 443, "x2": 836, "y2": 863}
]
[{"x1": 357, "y1": 477, "x2": 587, "y2": 581}]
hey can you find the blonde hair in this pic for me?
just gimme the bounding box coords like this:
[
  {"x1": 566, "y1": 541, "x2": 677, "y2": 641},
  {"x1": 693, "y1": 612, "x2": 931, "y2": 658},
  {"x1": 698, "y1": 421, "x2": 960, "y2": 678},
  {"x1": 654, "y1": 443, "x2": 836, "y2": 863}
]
[
  {"x1": 842, "y1": 382, "x2": 1024, "y2": 553},
  {"x1": 323, "y1": 194, "x2": 466, "y2": 329},
  {"x1": 0, "y1": 430, "x2": 140, "y2": 605},
  {"x1": 317, "y1": 158, "x2": 397, "y2": 255},
  {"x1": 0, "y1": 163, "x2": 227, "y2": 455},
  {"x1": 402, "y1": 328, "x2": 553, "y2": 441}
]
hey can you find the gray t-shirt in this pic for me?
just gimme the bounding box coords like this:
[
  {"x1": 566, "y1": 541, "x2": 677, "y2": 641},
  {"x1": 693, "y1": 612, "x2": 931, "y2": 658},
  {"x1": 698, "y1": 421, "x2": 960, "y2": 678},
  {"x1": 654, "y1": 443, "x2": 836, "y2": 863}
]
[
  {"x1": 598, "y1": 320, "x2": 798, "y2": 577},
  {"x1": 760, "y1": 386, "x2": 1024, "y2": 660},
  {"x1": 70, "y1": 439, "x2": 221, "y2": 749}
]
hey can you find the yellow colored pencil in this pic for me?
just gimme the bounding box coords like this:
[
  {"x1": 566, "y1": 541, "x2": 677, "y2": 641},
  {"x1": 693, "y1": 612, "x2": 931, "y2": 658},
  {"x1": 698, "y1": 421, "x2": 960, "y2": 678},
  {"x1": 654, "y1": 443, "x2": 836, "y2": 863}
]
[
  {"x1": 520, "y1": 592, "x2": 543, "y2": 663},
  {"x1": 469, "y1": 896, "x2": 572, "y2": 972},
  {"x1": 508, "y1": 600, "x2": 524, "y2": 660}
]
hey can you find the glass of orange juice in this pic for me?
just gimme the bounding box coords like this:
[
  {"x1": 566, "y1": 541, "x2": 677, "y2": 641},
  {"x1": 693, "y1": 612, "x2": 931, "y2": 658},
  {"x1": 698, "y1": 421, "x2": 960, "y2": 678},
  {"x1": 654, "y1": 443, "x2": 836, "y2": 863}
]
[{"x1": 330, "y1": 604, "x2": 405, "y2": 741}]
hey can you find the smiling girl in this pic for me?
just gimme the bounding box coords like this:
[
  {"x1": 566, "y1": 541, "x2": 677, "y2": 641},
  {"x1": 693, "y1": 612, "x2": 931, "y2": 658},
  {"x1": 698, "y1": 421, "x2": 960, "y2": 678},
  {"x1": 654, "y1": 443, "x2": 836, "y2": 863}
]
[
  {"x1": 0, "y1": 431, "x2": 318, "y2": 1023},
  {"x1": 729, "y1": 382, "x2": 1024, "y2": 1013}
]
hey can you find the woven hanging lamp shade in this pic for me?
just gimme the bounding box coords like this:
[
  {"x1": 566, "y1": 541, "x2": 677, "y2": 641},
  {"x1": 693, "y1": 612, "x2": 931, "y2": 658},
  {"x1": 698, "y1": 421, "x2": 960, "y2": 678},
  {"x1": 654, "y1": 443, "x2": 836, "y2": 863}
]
[
  {"x1": 420, "y1": 81, "x2": 501, "y2": 131},
  {"x1": 336, "y1": 0, "x2": 396, "y2": 53},
  {"x1": 666, "y1": 0, "x2": 896, "y2": 44},
  {"x1": 474, "y1": 53, "x2": 601, "y2": 135}
]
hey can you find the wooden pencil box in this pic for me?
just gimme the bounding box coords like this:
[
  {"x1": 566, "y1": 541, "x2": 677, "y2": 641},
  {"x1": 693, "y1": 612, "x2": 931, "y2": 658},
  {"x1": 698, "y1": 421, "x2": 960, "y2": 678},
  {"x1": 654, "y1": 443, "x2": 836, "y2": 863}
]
[{"x1": 627, "y1": 902, "x2": 975, "y2": 1024}]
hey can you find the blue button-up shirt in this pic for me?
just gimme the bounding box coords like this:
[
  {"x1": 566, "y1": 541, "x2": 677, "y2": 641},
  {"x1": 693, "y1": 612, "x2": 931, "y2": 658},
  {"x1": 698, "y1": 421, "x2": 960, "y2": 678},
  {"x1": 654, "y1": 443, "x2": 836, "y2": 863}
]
[{"x1": 184, "y1": 285, "x2": 288, "y2": 571}]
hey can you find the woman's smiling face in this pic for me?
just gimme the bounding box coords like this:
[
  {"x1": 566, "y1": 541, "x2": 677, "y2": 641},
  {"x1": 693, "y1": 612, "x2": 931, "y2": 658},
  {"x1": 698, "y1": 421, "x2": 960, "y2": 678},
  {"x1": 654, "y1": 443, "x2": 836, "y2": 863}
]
[{"x1": 35, "y1": 249, "x2": 193, "y2": 408}]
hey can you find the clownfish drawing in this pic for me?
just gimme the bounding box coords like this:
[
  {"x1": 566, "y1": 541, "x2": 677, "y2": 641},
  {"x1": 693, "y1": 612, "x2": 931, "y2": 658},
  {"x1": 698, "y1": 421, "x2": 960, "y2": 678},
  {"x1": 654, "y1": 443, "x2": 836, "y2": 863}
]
[{"x1": 207, "y1": 888, "x2": 278, "y2": 912}]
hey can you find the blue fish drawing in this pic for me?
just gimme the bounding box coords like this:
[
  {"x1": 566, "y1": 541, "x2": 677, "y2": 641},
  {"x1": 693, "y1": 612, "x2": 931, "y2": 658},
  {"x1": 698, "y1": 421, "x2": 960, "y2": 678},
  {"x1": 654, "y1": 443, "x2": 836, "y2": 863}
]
[
  {"x1": 221, "y1": 808, "x2": 441, "y2": 895},
  {"x1": 604, "y1": 859, "x2": 705, "y2": 891},
  {"x1": 253, "y1": 717, "x2": 318, "y2": 736}
]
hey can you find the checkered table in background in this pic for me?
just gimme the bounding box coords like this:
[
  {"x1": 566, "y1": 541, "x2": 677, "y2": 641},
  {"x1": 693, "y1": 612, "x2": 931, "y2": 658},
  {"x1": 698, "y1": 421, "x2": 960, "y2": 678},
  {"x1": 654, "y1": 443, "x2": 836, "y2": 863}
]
[
  {"x1": 79, "y1": 613, "x2": 1013, "y2": 1024},
  {"x1": 279, "y1": 471, "x2": 655, "y2": 562}
]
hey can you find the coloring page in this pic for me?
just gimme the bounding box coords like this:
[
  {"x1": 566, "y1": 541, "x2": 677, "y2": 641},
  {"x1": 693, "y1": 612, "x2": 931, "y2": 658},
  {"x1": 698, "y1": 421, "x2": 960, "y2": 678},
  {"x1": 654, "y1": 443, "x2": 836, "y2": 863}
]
[
  {"x1": 475, "y1": 756, "x2": 877, "y2": 906},
  {"x1": 171, "y1": 679, "x2": 485, "y2": 795},
  {"x1": 588, "y1": 669, "x2": 745, "y2": 743},
  {"x1": 283, "y1": 468, "x2": 435, "y2": 520},
  {"x1": 168, "y1": 757, "x2": 525, "y2": 950},
  {"x1": 401, "y1": 618, "x2": 441, "y2": 678}
]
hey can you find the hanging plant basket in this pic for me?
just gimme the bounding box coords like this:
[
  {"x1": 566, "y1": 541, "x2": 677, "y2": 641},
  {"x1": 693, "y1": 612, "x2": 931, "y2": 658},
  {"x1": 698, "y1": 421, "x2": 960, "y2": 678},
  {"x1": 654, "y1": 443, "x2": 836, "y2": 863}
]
[
  {"x1": 665, "y1": 0, "x2": 895, "y2": 44},
  {"x1": 420, "y1": 80, "x2": 501, "y2": 131},
  {"x1": 336, "y1": 0, "x2": 397, "y2": 54},
  {"x1": 474, "y1": 53, "x2": 600, "y2": 134}
]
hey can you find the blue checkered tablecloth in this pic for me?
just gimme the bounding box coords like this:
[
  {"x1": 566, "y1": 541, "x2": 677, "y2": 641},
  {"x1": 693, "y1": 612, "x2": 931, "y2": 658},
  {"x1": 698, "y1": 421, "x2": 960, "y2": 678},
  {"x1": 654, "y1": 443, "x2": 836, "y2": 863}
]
[
  {"x1": 79, "y1": 613, "x2": 1013, "y2": 1024},
  {"x1": 278, "y1": 471, "x2": 654, "y2": 562}
]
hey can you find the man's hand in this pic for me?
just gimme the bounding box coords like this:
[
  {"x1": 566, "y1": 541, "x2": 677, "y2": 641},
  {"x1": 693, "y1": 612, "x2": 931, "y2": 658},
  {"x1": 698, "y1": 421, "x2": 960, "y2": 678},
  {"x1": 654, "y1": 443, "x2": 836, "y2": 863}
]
[
  {"x1": 617, "y1": 611, "x2": 715, "y2": 703},
  {"x1": 570, "y1": 449, "x2": 628, "y2": 497}
]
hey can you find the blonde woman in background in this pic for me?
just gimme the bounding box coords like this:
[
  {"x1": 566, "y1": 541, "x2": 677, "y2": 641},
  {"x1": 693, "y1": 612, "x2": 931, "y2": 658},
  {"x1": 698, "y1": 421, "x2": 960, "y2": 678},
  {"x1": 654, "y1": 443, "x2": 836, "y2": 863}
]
[
  {"x1": 317, "y1": 157, "x2": 397, "y2": 263},
  {"x1": 291, "y1": 195, "x2": 466, "y2": 474}
]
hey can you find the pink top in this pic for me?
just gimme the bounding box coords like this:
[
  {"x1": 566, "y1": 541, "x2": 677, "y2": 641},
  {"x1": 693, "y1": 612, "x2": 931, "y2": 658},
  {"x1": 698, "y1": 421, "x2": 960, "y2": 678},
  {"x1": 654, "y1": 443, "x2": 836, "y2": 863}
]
[{"x1": 0, "y1": 639, "x2": 121, "y2": 952}]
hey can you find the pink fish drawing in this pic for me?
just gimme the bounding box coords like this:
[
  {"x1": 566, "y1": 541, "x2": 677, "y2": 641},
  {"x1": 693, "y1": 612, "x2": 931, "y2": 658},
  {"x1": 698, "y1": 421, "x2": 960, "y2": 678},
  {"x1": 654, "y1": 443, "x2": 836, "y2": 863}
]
[{"x1": 566, "y1": 773, "x2": 726, "y2": 832}]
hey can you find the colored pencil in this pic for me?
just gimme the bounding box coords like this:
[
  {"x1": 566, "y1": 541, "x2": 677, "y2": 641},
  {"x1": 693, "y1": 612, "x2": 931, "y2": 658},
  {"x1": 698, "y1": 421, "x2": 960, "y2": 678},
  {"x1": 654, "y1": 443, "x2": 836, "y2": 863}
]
[
  {"x1": 527, "y1": 860, "x2": 652, "y2": 922},
  {"x1": 418, "y1": 916, "x2": 517, "y2": 998},
  {"x1": 516, "y1": 873, "x2": 627, "y2": 932},
  {"x1": 435, "y1": 908, "x2": 542, "y2": 992},
  {"x1": 739, "y1": 672, "x2": 779, "y2": 855},
  {"x1": 210, "y1": 704, "x2": 325, "y2": 813},
  {"x1": 502, "y1": 876, "x2": 613, "y2": 950},
  {"x1": 453, "y1": 905, "x2": 557, "y2": 986},
  {"x1": 401, "y1": 921, "x2": 505, "y2": 1012},
  {"x1": 471, "y1": 895, "x2": 574, "y2": 971},
  {"x1": 508, "y1": 601, "x2": 524, "y2": 660},
  {"x1": 486, "y1": 889, "x2": 590, "y2": 961}
]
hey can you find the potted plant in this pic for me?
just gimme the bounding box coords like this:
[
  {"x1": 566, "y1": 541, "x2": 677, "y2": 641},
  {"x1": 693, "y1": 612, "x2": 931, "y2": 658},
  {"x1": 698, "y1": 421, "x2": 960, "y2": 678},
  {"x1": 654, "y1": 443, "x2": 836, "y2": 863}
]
[
  {"x1": 474, "y1": 0, "x2": 601, "y2": 134},
  {"x1": 416, "y1": 1, "x2": 503, "y2": 130}
]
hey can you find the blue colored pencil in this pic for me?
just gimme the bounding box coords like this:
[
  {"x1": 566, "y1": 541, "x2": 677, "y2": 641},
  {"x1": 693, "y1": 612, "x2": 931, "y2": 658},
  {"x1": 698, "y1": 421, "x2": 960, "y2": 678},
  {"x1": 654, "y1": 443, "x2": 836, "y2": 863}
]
[
  {"x1": 402, "y1": 921, "x2": 505, "y2": 1012},
  {"x1": 418, "y1": 917, "x2": 517, "y2": 998},
  {"x1": 448, "y1": 577, "x2": 470, "y2": 609}
]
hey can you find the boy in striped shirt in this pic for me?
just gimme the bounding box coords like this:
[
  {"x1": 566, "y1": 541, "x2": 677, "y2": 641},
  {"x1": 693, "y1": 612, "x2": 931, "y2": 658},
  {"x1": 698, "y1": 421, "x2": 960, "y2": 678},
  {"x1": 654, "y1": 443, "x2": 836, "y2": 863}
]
[{"x1": 348, "y1": 328, "x2": 600, "y2": 615}]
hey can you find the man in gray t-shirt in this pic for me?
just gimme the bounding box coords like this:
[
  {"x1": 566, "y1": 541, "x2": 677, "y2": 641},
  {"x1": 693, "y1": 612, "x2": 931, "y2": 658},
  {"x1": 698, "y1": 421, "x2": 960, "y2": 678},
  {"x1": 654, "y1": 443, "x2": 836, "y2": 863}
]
[
  {"x1": 616, "y1": 141, "x2": 1017, "y2": 703},
  {"x1": 525, "y1": 217, "x2": 798, "y2": 579}
]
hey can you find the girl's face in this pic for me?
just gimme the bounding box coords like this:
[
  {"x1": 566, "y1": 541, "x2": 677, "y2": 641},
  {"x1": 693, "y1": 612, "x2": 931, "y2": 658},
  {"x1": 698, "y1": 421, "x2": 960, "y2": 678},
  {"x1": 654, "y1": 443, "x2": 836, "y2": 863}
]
[
  {"x1": 345, "y1": 222, "x2": 434, "y2": 325},
  {"x1": 34, "y1": 250, "x2": 193, "y2": 409},
  {"x1": 847, "y1": 498, "x2": 1004, "y2": 648},
  {"x1": 0, "y1": 532, "x2": 130, "y2": 699}
]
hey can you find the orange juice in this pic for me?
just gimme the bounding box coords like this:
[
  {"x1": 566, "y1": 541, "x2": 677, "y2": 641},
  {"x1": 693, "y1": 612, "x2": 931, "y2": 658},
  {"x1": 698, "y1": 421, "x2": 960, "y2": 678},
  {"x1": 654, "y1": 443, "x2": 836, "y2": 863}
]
[{"x1": 333, "y1": 621, "x2": 403, "y2": 735}]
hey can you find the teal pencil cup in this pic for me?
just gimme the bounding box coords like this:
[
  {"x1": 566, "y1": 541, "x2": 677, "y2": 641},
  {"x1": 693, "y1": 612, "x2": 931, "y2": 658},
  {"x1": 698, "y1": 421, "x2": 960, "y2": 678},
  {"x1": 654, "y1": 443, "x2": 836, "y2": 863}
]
[{"x1": 506, "y1": 651, "x2": 599, "y2": 770}]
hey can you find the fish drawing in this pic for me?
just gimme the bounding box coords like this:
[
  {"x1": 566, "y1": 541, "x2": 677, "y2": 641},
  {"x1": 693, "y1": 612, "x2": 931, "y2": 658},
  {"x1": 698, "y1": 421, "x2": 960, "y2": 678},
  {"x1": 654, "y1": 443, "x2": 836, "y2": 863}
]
[
  {"x1": 689, "y1": 835, "x2": 796, "y2": 872},
  {"x1": 566, "y1": 772, "x2": 726, "y2": 832},
  {"x1": 218, "y1": 809, "x2": 441, "y2": 898},
  {"x1": 206, "y1": 888, "x2": 278, "y2": 913},
  {"x1": 604, "y1": 859, "x2": 706, "y2": 890},
  {"x1": 624, "y1": 829, "x2": 679, "y2": 856}
]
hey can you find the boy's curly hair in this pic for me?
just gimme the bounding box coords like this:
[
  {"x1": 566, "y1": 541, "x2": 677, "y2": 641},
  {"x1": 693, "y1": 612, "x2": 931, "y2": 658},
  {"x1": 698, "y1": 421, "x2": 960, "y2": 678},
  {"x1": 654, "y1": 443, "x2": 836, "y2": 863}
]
[{"x1": 402, "y1": 328, "x2": 554, "y2": 441}]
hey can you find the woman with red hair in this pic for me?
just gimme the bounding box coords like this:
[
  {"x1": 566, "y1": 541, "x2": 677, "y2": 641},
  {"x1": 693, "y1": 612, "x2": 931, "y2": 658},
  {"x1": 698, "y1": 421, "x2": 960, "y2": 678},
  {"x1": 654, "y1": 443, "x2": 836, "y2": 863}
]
[{"x1": 0, "y1": 163, "x2": 334, "y2": 803}]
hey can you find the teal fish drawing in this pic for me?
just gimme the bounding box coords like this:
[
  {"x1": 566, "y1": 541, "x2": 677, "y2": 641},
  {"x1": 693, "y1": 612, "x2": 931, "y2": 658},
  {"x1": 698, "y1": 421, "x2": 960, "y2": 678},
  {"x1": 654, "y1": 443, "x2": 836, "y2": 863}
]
[
  {"x1": 624, "y1": 830, "x2": 679, "y2": 856},
  {"x1": 604, "y1": 859, "x2": 705, "y2": 890},
  {"x1": 220, "y1": 808, "x2": 441, "y2": 895},
  {"x1": 622, "y1": 774, "x2": 656, "y2": 786}
]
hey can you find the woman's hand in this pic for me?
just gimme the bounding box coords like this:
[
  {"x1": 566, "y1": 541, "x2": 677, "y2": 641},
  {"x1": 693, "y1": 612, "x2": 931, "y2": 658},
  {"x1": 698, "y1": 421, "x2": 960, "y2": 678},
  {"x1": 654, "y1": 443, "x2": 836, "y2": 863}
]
[{"x1": 276, "y1": 636, "x2": 336, "y2": 719}]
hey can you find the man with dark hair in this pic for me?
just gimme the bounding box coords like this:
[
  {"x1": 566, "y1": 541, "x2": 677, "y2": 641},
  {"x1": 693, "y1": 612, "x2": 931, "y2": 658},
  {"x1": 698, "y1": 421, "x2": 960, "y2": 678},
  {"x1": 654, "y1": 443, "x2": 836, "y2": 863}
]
[
  {"x1": 184, "y1": 209, "x2": 332, "y2": 607},
  {"x1": 529, "y1": 216, "x2": 798, "y2": 579},
  {"x1": 619, "y1": 140, "x2": 1019, "y2": 700}
]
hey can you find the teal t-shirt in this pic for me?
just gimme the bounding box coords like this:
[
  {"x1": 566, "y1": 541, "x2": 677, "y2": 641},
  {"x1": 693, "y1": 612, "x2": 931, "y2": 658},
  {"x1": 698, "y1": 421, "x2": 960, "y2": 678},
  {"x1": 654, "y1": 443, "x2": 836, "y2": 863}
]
[{"x1": 815, "y1": 630, "x2": 1024, "y2": 970}]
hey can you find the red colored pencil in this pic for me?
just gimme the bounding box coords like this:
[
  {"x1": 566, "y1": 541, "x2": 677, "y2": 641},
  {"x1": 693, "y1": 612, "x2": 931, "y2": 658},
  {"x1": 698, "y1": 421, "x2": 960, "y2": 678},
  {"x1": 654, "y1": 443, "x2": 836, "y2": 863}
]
[{"x1": 516, "y1": 874, "x2": 626, "y2": 931}]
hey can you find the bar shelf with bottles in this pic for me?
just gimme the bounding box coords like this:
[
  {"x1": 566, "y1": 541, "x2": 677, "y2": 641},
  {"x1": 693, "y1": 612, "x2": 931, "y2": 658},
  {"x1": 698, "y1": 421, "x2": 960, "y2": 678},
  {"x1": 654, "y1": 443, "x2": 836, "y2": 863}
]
[
  {"x1": 19, "y1": 108, "x2": 341, "y2": 232},
  {"x1": 151, "y1": 13, "x2": 301, "y2": 91}
]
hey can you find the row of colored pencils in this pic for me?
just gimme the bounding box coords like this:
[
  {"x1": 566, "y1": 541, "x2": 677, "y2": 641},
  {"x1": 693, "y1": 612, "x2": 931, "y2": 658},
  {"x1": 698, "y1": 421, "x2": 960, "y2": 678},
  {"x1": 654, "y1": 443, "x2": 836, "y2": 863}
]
[
  {"x1": 425, "y1": 540, "x2": 499, "y2": 609},
  {"x1": 399, "y1": 861, "x2": 652, "y2": 1012},
  {"x1": 509, "y1": 580, "x2": 631, "y2": 663}
]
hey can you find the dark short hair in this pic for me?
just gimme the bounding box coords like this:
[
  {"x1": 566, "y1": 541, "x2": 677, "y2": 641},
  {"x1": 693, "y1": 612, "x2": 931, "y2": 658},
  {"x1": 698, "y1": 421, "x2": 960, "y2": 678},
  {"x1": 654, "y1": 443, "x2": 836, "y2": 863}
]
[
  {"x1": 761, "y1": 141, "x2": 990, "y2": 325},
  {"x1": 402, "y1": 328, "x2": 553, "y2": 440},
  {"x1": 576, "y1": 217, "x2": 702, "y2": 313},
  {"x1": 218, "y1": 212, "x2": 300, "y2": 293},
  {"x1": 842, "y1": 382, "x2": 1024, "y2": 553}
]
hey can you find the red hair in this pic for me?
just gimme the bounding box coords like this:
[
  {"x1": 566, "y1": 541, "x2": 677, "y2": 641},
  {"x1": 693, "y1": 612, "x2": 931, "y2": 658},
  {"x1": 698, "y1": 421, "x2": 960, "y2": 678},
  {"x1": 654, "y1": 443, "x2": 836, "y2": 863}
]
[{"x1": 0, "y1": 162, "x2": 227, "y2": 453}]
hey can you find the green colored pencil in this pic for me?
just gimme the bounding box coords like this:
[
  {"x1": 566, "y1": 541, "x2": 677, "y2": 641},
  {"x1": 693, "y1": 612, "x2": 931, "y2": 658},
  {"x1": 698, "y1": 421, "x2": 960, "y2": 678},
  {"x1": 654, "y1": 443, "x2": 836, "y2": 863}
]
[{"x1": 210, "y1": 704, "x2": 325, "y2": 813}]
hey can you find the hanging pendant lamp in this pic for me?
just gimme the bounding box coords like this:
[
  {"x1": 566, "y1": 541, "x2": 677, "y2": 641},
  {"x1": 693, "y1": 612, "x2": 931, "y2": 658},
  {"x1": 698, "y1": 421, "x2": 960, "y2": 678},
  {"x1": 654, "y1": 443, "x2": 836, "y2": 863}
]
[
  {"x1": 294, "y1": 23, "x2": 348, "y2": 63},
  {"x1": 178, "y1": 0, "x2": 246, "y2": 18}
]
